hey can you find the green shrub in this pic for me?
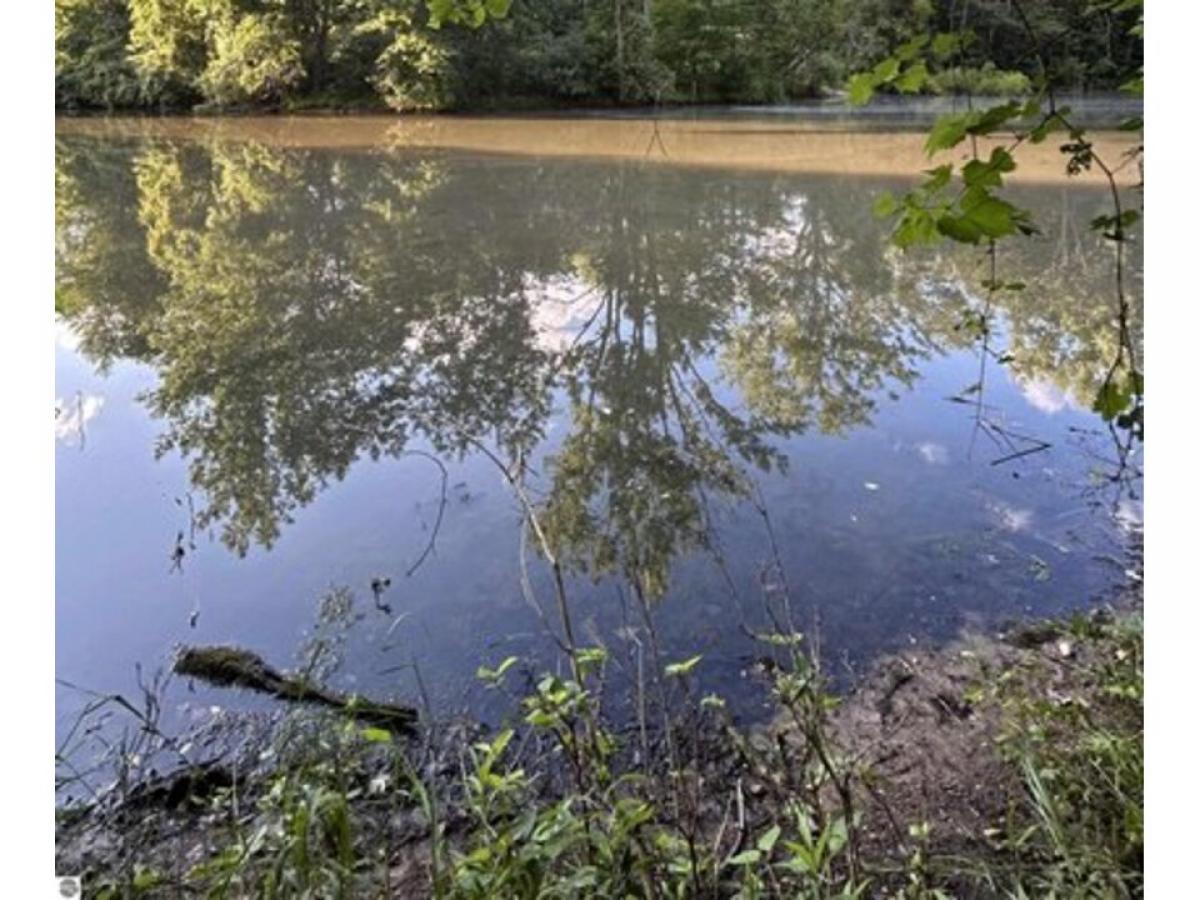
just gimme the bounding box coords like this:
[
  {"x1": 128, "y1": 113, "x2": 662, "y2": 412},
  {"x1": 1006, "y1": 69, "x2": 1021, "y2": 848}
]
[{"x1": 928, "y1": 63, "x2": 1032, "y2": 96}]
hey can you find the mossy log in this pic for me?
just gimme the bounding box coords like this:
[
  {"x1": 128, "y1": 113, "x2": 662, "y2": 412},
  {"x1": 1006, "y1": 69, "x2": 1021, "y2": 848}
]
[{"x1": 175, "y1": 645, "x2": 417, "y2": 734}]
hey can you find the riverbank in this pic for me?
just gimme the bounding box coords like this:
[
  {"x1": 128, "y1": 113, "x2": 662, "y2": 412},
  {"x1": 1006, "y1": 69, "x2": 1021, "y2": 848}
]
[{"x1": 57, "y1": 565, "x2": 1142, "y2": 897}]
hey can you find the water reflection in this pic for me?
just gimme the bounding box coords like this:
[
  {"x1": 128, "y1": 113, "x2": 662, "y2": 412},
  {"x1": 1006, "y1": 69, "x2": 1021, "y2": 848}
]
[
  {"x1": 57, "y1": 130, "x2": 1151, "y2": 752},
  {"x1": 56, "y1": 133, "x2": 1141, "y2": 586}
]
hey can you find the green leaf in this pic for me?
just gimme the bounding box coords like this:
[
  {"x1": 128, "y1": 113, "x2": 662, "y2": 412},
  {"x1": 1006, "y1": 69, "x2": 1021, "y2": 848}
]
[
  {"x1": 751, "y1": 630, "x2": 805, "y2": 647},
  {"x1": 757, "y1": 824, "x2": 782, "y2": 854},
  {"x1": 486, "y1": 728, "x2": 514, "y2": 761},
  {"x1": 962, "y1": 147, "x2": 1015, "y2": 189},
  {"x1": 961, "y1": 161, "x2": 999, "y2": 188},
  {"x1": 1030, "y1": 116, "x2": 1066, "y2": 144},
  {"x1": 1093, "y1": 379, "x2": 1131, "y2": 420},
  {"x1": 1091, "y1": 209, "x2": 1139, "y2": 240},
  {"x1": 925, "y1": 114, "x2": 970, "y2": 155},
  {"x1": 936, "y1": 213, "x2": 983, "y2": 244},
  {"x1": 729, "y1": 849, "x2": 762, "y2": 866},
  {"x1": 476, "y1": 655, "x2": 519, "y2": 683},
  {"x1": 360, "y1": 726, "x2": 393, "y2": 743},
  {"x1": 847, "y1": 72, "x2": 875, "y2": 107},
  {"x1": 893, "y1": 208, "x2": 940, "y2": 248},
  {"x1": 922, "y1": 164, "x2": 953, "y2": 191},
  {"x1": 1121, "y1": 74, "x2": 1144, "y2": 97},
  {"x1": 967, "y1": 102, "x2": 1023, "y2": 137},
  {"x1": 133, "y1": 868, "x2": 162, "y2": 891},
  {"x1": 665, "y1": 654, "x2": 703, "y2": 677},
  {"x1": 931, "y1": 32, "x2": 962, "y2": 60},
  {"x1": 872, "y1": 57, "x2": 901, "y2": 83},
  {"x1": 895, "y1": 61, "x2": 929, "y2": 94},
  {"x1": 526, "y1": 710, "x2": 557, "y2": 727},
  {"x1": 958, "y1": 186, "x2": 1026, "y2": 239},
  {"x1": 963, "y1": 196, "x2": 1017, "y2": 238},
  {"x1": 872, "y1": 191, "x2": 898, "y2": 218},
  {"x1": 894, "y1": 34, "x2": 930, "y2": 62},
  {"x1": 574, "y1": 646, "x2": 608, "y2": 670}
]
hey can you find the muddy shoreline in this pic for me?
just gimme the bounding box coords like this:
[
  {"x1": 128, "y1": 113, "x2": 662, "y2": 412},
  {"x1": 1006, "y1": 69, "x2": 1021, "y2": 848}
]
[{"x1": 57, "y1": 556, "x2": 1142, "y2": 896}]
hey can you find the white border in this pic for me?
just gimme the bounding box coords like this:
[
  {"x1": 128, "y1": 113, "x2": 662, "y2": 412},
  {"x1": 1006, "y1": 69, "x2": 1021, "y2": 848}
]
[
  {"x1": 4, "y1": 1, "x2": 54, "y2": 894},
  {"x1": 15, "y1": 0, "x2": 1193, "y2": 891},
  {"x1": 1143, "y1": 0, "x2": 1198, "y2": 894}
]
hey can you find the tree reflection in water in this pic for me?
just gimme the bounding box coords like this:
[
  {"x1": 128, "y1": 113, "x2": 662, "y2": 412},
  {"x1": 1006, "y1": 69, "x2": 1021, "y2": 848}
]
[{"x1": 56, "y1": 134, "x2": 1142, "y2": 606}]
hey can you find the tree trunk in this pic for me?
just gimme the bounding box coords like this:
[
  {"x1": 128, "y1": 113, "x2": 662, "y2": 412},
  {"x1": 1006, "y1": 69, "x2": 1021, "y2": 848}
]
[{"x1": 615, "y1": 0, "x2": 626, "y2": 102}]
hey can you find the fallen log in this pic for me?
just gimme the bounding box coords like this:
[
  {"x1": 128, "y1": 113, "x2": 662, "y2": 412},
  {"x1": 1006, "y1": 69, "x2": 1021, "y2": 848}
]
[{"x1": 174, "y1": 645, "x2": 417, "y2": 734}]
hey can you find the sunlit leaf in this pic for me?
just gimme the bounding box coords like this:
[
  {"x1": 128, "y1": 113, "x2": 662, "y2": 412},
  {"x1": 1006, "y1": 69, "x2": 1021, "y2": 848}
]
[
  {"x1": 665, "y1": 654, "x2": 703, "y2": 677},
  {"x1": 847, "y1": 72, "x2": 875, "y2": 107},
  {"x1": 872, "y1": 57, "x2": 900, "y2": 83},
  {"x1": 895, "y1": 62, "x2": 929, "y2": 94},
  {"x1": 729, "y1": 849, "x2": 762, "y2": 866},
  {"x1": 872, "y1": 191, "x2": 898, "y2": 218},
  {"x1": 757, "y1": 824, "x2": 782, "y2": 853},
  {"x1": 925, "y1": 114, "x2": 970, "y2": 155}
]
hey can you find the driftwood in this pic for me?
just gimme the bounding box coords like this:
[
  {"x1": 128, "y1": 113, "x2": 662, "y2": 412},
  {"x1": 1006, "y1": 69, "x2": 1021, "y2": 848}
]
[{"x1": 174, "y1": 646, "x2": 417, "y2": 734}]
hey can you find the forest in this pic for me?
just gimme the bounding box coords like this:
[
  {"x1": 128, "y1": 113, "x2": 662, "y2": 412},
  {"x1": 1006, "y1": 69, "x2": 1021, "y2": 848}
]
[{"x1": 55, "y1": 0, "x2": 1143, "y2": 112}]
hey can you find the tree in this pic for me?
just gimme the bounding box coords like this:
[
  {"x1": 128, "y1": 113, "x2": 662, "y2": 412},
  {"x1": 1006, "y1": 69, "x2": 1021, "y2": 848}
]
[
  {"x1": 55, "y1": 0, "x2": 143, "y2": 109},
  {"x1": 574, "y1": 0, "x2": 669, "y2": 103},
  {"x1": 127, "y1": 0, "x2": 210, "y2": 105},
  {"x1": 651, "y1": 0, "x2": 747, "y2": 102},
  {"x1": 359, "y1": 2, "x2": 459, "y2": 110},
  {"x1": 57, "y1": 0, "x2": 1143, "y2": 110},
  {"x1": 199, "y1": 10, "x2": 306, "y2": 106},
  {"x1": 744, "y1": 0, "x2": 848, "y2": 101}
]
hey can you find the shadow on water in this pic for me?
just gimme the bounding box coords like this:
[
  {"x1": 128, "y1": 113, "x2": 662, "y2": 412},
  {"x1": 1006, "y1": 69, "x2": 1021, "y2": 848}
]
[{"x1": 55, "y1": 128, "x2": 1142, "y2": 738}]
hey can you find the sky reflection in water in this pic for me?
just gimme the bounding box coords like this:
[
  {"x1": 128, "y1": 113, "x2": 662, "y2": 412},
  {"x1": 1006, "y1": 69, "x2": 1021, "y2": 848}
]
[{"x1": 54, "y1": 125, "x2": 1142, "y2": 737}]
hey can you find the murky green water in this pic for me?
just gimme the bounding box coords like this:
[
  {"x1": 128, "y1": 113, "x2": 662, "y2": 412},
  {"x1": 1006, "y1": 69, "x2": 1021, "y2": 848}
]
[{"x1": 55, "y1": 119, "x2": 1141, "y2": 738}]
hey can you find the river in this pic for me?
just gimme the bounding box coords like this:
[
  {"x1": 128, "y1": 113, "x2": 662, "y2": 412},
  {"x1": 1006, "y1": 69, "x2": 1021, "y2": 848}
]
[{"x1": 55, "y1": 111, "x2": 1142, "y2": 756}]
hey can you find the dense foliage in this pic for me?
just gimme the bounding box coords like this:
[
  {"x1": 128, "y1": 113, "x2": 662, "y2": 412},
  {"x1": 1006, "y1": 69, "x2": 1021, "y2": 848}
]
[{"x1": 56, "y1": 0, "x2": 1142, "y2": 112}]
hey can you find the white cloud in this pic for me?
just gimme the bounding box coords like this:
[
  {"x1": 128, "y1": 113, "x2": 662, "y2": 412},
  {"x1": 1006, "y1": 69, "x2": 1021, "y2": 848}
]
[
  {"x1": 54, "y1": 318, "x2": 81, "y2": 352},
  {"x1": 527, "y1": 273, "x2": 602, "y2": 352},
  {"x1": 1115, "y1": 499, "x2": 1143, "y2": 534},
  {"x1": 990, "y1": 500, "x2": 1033, "y2": 533},
  {"x1": 916, "y1": 441, "x2": 949, "y2": 465},
  {"x1": 55, "y1": 393, "x2": 104, "y2": 446},
  {"x1": 1018, "y1": 379, "x2": 1073, "y2": 415}
]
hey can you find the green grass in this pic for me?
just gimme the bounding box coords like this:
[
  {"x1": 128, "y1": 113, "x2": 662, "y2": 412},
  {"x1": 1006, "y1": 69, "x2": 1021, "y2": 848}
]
[{"x1": 987, "y1": 613, "x2": 1143, "y2": 897}]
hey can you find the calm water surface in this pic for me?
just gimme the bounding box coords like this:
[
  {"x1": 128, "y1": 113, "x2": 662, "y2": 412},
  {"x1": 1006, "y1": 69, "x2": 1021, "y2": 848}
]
[{"x1": 55, "y1": 117, "x2": 1142, "y2": 745}]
